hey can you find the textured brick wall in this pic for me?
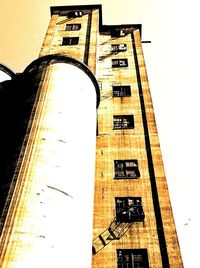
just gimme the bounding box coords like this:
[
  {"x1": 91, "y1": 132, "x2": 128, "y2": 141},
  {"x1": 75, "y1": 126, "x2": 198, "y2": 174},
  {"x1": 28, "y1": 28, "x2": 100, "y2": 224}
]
[{"x1": 92, "y1": 29, "x2": 183, "y2": 267}]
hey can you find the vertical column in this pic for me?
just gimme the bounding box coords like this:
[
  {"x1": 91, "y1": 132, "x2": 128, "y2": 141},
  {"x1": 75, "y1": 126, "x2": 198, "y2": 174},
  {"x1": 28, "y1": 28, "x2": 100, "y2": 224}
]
[
  {"x1": 0, "y1": 59, "x2": 98, "y2": 268},
  {"x1": 133, "y1": 30, "x2": 183, "y2": 267},
  {"x1": 87, "y1": 9, "x2": 99, "y2": 75}
]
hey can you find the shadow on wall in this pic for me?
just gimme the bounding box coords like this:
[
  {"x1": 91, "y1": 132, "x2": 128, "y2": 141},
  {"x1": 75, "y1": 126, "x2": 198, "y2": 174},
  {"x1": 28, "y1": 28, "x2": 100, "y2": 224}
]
[
  {"x1": 0, "y1": 55, "x2": 100, "y2": 234},
  {"x1": 0, "y1": 67, "x2": 43, "y2": 229}
]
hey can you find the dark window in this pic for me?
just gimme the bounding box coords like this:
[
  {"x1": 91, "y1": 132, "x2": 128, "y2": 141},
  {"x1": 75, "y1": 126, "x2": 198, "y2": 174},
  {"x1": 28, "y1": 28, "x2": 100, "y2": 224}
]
[
  {"x1": 113, "y1": 85, "x2": 131, "y2": 97},
  {"x1": 117, "y1": 249, "x2": 149, "y2": 268},
  {"x1": 65, "y1": 24, "x2": 81, "y2": 31},
  {"x1": 111, "y1": 44, "x2": 127, "y2": 52},
  {"x1": 114, "y1": 160, "x2": 140, "y2": 179},
  {"x1": 115, "y1": 197, "x2": 145, "y2": 222},
  {"x1": 111, "y1": 29, "x2": 126, "y2": 37},
  {"x1": 112, "y1": 59, "x2": 128, "y2": 68},
  {"x1": 68, "y1": 11, "x2": 83, "y2": 18},
  {"x1": 113, "y1": 115, "x2": 134, "y2": 129},
  {"x1": 62, "y1": 37, "x2": 79, "y2": 46}
]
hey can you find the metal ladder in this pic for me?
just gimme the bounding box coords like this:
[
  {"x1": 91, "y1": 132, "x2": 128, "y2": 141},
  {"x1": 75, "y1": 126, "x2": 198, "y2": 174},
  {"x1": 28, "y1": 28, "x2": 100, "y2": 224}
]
[{"x1": 92, "y1": 217, "x2": 133, "y2": 255}]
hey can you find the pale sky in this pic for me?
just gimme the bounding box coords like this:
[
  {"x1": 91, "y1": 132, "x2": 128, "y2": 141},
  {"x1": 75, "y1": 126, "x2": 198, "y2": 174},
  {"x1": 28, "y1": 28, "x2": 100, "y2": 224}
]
[{"x1": 0, "y1": 0, "x2": 200, "y2": 267}]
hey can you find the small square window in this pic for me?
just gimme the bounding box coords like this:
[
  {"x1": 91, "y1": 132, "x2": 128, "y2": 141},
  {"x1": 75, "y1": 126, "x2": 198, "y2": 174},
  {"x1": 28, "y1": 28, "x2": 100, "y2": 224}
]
[
  {"x1": 62, "y1": 37, "x2": 79, "y2": 46},
  {"x1": 111, "y1": 44, "x2": 127, "y2": 52},
  {"x1": 114, "y1": 160, "x2": 140, "y2": 179},
  {"x1": 112, "y1": 59, "x2": 128, "y2": 68},
  {"x1": 68, "y1": 11, "x2": 83, "y2": 18},
  {"x1": 113, "y1": 115, "x2": 134, "y2": 129},
  {"x1": 113, "y1": 85, "x2": 131, "y2": 97},
  {"x1": 65, "y1": 24, "x2": 81, "y2": 31},
  {"x1": 117, "y1": 249, "x2": 149, "y2": 268},
  {"x1": 115, "y1": 197, "x2": 145, "y2": 222},
  {"x1": 111, "y1": 29, "x2": 126, "y2": 37}
]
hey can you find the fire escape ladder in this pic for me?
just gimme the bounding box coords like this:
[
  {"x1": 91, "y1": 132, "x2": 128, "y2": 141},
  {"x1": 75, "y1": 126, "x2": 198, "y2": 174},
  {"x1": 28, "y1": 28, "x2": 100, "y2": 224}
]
[
  {"x1": 92, "y1": 203, "x2": 145, "y2": 255},
  {"x1": 92, "y1": 218, "x2": 134, "y2": 255}
]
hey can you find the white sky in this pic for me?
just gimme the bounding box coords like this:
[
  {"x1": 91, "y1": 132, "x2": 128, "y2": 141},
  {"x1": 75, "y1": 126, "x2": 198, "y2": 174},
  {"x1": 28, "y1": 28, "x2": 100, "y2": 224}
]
[{"x1": 0, "y1": 1, "x2": 200, "y2": 267}]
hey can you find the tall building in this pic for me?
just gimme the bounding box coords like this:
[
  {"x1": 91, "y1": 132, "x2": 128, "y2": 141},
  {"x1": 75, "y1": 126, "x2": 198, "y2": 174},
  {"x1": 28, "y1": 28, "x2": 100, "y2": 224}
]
[{"x1": 0, "y1": 4, "x2": 183, "y2": 267}]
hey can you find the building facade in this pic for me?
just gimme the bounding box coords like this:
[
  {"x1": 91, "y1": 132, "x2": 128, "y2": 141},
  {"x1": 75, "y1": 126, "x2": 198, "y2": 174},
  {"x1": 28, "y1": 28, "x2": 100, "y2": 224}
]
[{"x1": 0, "y1": 5, "x2": 183, "y2": 267}]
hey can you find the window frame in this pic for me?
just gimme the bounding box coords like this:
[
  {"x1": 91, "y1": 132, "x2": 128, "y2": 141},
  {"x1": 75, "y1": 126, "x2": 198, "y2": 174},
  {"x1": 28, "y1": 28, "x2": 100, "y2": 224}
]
[
  {"x1": 114, "y1": 160, "x2": 140, "y2": 179},
  {"x1": 65, "y1": 24, "x2": 81, "y2": 31},
  {"x1": 113, "y1": 115, "x2": 134, "y2": 129},
  {"x1": 115, "y1": 197, "x2": 145, "y2": 222},
  {"x1": 112, "y1": 58, "x2": 128, "y2": 68},
  {"x1": 111, "y1": 44, "x2": 127, "y2": 53},
  {"x1": 117, "y1": 249, "x2": 150, "y2": 268},
  {"x1": 62, "y1": 37, "x2": 79, "y2": 46},
  {"x1": 112, "y1": 85, "x2": 131, "y2": 97},
  {"x1": 68, "y1": 11, "x2": 83, "y2": 18},
  {"x1": 111, "y1": 29, "x2": 126, "y2": 37}
]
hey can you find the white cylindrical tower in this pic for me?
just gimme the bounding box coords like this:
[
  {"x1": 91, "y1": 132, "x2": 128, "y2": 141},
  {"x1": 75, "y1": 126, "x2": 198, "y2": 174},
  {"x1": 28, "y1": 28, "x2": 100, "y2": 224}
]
[{"x1": 0, "y1": 55, "x2": 100, "y2": 268}]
